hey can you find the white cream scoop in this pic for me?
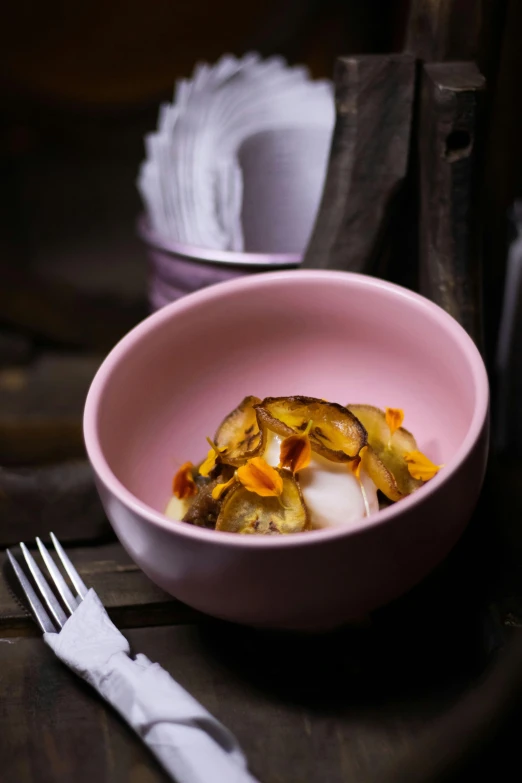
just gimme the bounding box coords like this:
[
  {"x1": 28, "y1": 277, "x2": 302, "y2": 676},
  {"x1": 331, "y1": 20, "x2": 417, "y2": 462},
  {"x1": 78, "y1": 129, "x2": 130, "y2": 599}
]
[{"x1": 263, "y1": 432, "x2": 378, "y2": 529}]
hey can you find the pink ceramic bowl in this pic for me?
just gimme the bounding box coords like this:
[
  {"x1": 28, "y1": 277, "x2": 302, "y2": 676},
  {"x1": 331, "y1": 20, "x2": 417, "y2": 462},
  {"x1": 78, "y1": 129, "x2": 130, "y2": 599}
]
[{"x1": 84, "y1": 270, "x2": 489, "y2": 630}]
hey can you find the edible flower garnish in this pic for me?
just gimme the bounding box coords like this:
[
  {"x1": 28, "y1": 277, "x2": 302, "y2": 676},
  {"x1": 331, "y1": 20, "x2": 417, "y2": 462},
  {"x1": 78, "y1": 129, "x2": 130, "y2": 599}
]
[
  {"x1": 172, "y1": 461, "x2": 197, "y2": 500},
  {"x1": 404, "y1": 451, "x2": 442, "y2": 481},
  {"x1": 349, "y1": 446, "x2": 371, "y2": 516},
  {"x1": 279, "y1": 420, "x2": 313, "y2": 473},
  {"x1": 199, "y1": 438, "x2": 227, "y2": 477},
  {"x1": 211, "y1": 475, "x2": 237, "y2": 500},
  {"x1": 236, "y1": 457, "x2": 284, "y2": 497},
  {"x1": 385, "y1": 407, "x2": 404, "y2": 441},
  {"x1": 349, "y1": 445, "x2": 368, "y2": 480}
]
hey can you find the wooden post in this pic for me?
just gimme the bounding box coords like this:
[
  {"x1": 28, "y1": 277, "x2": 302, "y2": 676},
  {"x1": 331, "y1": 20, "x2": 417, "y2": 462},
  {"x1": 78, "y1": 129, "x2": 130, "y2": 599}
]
[
  {"x1": 405, "y1": 0, "x2": 482, "y2": 62},
  {"x1": 418, "y1": 61, "x2": 485, "y2": 346},
  {"x1": 302, "y1": 54, "x2": 415, "y2": 274}
]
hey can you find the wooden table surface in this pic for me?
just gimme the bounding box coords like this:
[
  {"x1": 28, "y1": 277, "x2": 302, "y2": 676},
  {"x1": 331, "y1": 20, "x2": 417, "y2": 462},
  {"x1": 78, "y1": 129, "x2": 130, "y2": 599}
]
[
  {"x1": 1, "y1": 461, "x2": 522, "y2": 783},
  {"x1": 0, "y1": 538, "x2": 486, "y2": 783}
]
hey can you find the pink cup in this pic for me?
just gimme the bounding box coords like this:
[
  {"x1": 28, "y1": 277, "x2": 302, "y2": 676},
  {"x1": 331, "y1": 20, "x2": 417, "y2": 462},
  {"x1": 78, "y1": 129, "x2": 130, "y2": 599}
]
[
  {"x1": 84, "y1": 270, "x2": 489, "y2": 630},
  {"x1": 138, "y1": 217, "x2": 301, "y2": 311}
]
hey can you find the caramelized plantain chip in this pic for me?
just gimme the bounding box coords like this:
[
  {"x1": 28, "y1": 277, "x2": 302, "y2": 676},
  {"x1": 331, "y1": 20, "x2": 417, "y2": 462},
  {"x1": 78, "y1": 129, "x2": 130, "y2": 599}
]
[
  {"x1": 255, "y1": 396, "x2": 366, "y2": 462},
  {"x1": 360, "y1": 445, "x2": 403, "y2": 502},
  {"x1": 182, "y1": 466, "x2": 234, "y2": 529},
  {"x1": 348, "y1": 404, "x2": 423, "y2": 497},
  {"x1": 216, "y1": 469, "x2": 309, "y2": 534},
  {"x1": 215, "y1": 396, "x2": 266, "y2": 467},
  {"x1": 182, "y1": 480, "x2": 222, "y2": 529}
]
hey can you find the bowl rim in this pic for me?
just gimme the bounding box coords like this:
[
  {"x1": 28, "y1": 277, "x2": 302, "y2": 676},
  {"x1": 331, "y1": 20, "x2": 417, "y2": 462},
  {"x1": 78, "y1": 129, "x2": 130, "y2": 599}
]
[
  {"x1": 137, "y1": 215, "x2": 302, "y2": 268},
  {"x1": 84, "y1": 269, "x2": 490, "y2": 549}
]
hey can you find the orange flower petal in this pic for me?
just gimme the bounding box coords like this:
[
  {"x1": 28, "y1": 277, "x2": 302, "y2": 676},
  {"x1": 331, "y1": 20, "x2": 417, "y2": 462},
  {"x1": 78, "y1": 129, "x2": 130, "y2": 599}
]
[
  {"x1": 211, "y1": 476, "x2": 237, "y2": 500},
  {"x1": 236, "y1": 457, "x2": 284, "y2": 497},
  {"x1": 279, "y1": 425, "x2": 312, "y2": 473},
  {"x1": 172, "y1": 461, "x2": 197, "y2": 499},
  {"x1": 385, "y1": 407, "x2": 404, "y2": 437},
  {"x1": 349, "y1": 445, "x2": 368, "y2": 480},
  {"x1": 404, "y1": 450, "x2": 442, "y2": 481}
]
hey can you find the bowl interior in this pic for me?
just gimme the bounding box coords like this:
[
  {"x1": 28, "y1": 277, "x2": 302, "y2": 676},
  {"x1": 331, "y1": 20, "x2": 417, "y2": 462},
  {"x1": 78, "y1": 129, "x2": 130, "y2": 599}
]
[{"x1": 91, "y1": 271, "x2": 483, "y2": 518}]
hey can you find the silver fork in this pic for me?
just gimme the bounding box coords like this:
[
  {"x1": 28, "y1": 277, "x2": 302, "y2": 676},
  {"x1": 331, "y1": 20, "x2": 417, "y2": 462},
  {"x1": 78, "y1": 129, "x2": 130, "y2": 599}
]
[
  {"x1": 5, "y1": 534, "x2": 259, "y2": 783},
  {"x1": 6, "y1": 532, "x2": 88, "y2": 632}
]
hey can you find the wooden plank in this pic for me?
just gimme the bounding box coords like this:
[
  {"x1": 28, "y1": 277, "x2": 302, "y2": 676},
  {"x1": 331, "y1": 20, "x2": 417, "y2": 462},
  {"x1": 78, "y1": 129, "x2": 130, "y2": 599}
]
[
  {"x1": 481, "y1": 0, "x2": 522, "y2": 363},
  {"x1": 0, "y1": 262, "x2": 145, "y2": 351},
  {"x1": 418, "y1": 61, "x2": 485, "y2": 346},
  {"x1": 0, "y1": 542, "x2": 199, "y2": 634},
  {"x1": 0, "y1": 622, "x2": 474, "y2": 783},
  {"x1": 0, "y1": 354, "x2": 110, "y2": 544},
  {"x1": 301, "y1": 54, "x2": 415, "y2": 275},
  {"x1": 405, "y1": 0, "x2": 507, "y2": 78},
  {"x1": 1, "y1": 620, "x2": 522, "y2": 782},
  {"x1": 405, "y1": 0, "x2": 482, "y2": 62},
  {"x1": 0, "y1": 632, "x2": 170, "y2": 782},
  {"x1": 0, "y1": 461, "x2": 111, "y2": 547},
  {"x1": 0, "y1": 354, "x2": 101, "y2": 465},
  {"x1": 0, "y1": 330, "x2": 32, "y2": 366}
]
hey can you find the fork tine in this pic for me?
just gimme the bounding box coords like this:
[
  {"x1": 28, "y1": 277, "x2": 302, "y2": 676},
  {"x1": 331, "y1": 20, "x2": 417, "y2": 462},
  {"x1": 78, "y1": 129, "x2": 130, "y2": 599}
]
[
  {"x1": 50, "y1": 533, "x2": 88, "y2": 599},
  {"x1": 6, "y1": 549, "x2": 56, "y2": 634},
  {"x1": 20, "y1": 543, "x2": 68, "y2": 628},
  {"x1": 36, "y1": 537, "x2": 79, "y2": 615}
]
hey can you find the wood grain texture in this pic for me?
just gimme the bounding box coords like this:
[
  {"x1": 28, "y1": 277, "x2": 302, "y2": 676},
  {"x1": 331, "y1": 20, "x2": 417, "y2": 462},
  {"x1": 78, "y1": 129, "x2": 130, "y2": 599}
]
[
  {"x1": 0, "y1": 262, "x2": 145, "y2": 351},
  {"x1": 0, "y1": 622, "x2": 479, "y2": 783},
  {"x1": 418, "y1": 61, "x2": 485, "y2": 345},
  {"x1": 0, "y1": 464, "x2": 521, "y2": 781},
  {"x1": 0, "y1": 542, "x2": 199, "y2": 634},
  {"x1": 0, "y1": 462, "x2": 111, "y2": 547},
  {"x1": 302, "y1": 54, "x2": 415, "y2": 274},
  {"x1": 0, "y1": 354, "x2": 101, "y2": 465}
]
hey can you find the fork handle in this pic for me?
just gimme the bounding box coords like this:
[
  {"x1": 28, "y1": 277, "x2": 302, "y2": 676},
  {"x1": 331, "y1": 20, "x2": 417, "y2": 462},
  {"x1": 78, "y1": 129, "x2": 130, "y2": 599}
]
[
  {"x1": 44, "y1": 590, "x2": 258, "y2": 783},
  {"x1": 92, "y1": 652, "x2": 258, "y2": 783}
]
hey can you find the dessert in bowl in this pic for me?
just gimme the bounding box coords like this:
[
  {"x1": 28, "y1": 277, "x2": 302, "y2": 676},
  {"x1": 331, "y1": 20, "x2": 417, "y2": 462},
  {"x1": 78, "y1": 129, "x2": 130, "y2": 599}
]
[{"x1": 84, "y1": 270, "x2": 489, "y2": 630}]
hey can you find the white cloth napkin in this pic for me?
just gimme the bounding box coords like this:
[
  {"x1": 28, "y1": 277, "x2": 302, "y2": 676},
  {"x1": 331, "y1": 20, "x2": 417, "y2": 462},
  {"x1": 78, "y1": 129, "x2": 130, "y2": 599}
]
[
  {"x1": 44, "y1": 589, "x2": 259, "y2": 783},
  {"x1": 138, "y1": 52, "x2": 334, "y2": 253}
]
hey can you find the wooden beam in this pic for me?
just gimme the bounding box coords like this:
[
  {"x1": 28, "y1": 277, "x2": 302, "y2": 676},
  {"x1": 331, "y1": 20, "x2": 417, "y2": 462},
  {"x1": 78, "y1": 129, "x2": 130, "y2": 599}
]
[
  {"x1": 302, "y1": 54, "x2": 415, "y2": 274},
  {"x1": 405, "y1": 0, "x2": 482, "y2": 62},
  {"x1": 418, "y1": 61, "x2": 485, "y2": 345}
]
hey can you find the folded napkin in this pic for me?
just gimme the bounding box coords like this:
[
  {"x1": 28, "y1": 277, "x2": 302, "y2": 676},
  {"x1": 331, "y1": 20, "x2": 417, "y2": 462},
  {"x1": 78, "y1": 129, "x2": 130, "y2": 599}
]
[
  {"x1": 138, "y1": 52, "x2": 334, "y2": 253},
  {"x1": 44, "y1": 589, "x2": 259, "y2": 783}
]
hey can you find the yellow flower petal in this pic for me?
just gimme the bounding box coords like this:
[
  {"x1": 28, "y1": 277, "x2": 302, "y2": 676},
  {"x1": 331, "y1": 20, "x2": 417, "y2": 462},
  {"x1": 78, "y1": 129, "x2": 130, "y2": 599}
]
[
  {"x1": 172, "y1": 461, "x2": 197, "y2": 500},
  {"x1": 199, "y1": 439, "x2": 227, "y2": 477},
  {"x1": 199, "y1": 449, "x2": 218, "y2": 478},
  {"x1": 236, "y1": 457, "x2": 284, "y2": 497},
  {"x1": 211, "y1": 476, "x2": 237, "y2": 500},
  {"x1": 279, "y1": 420, "x2": 313, "y2": 473},
  {"x1": 404, "y1": 450, "x2": 442, "y2": 481},
  {"x1": 385, "y1": 407, "x2": 404, "y2": 437}
]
